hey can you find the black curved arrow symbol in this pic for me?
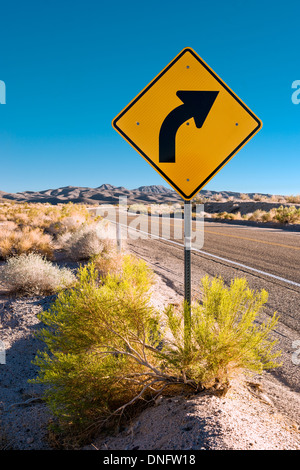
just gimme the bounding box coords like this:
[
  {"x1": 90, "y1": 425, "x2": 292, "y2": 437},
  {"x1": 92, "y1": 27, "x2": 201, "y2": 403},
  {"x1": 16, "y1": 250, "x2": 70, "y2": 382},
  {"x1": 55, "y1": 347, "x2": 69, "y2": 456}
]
[{"x1": 159, "y1": 90, "x2": 219, "y2": 163}]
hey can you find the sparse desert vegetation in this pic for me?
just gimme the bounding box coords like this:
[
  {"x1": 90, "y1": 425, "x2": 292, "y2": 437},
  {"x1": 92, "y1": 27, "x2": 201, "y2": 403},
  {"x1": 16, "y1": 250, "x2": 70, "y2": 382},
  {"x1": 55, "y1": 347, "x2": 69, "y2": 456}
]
[
  {"x1": 212, "y1": 193, "x2": 224, "y2": 202},
  {"x1": 127, "y1": 200, "x2": 300, "y2": 225},
  {"x1": 58, "y1": 221, "x2": 117, "y2": 261},
  {"x1": 0, "y1": 252, "x2": 76, "y2": 295},
  {"x1": 121, "y1": 193, "x2": 300, "y2": 226},
  {"x1": 0, "y1": 201, "x2": 92, "y2": 230},
  {"x1": 30, "y1": 258, "x2": 280, "y2": 443},
  {"x1": 0, "y1": 202, "x2": 95, "y2": 260},
  {"x1": 128, "y1": 202, "x2": 183, "y2": 216},
  {"x1": 212, "y1": 205, "x2": 300, "y2": 224},
  {"x1": 0, "y1": 225, "x2": 54, "y2": 260},
  {"x1": 0, "y1": 197, "x2": 297, "y2": 449},
  {"x1": 0, "y1": 201, "x2": 122, "y2": 296},
  {"x1": 285, "y1": 194, "x2": 300, "y2": 204}
]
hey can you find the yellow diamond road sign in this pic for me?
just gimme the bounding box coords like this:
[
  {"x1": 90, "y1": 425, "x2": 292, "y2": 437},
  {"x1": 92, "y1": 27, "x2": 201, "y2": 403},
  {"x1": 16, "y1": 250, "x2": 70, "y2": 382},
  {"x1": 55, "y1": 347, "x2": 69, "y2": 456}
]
[{"x1": 112, "y1": 47, "x2": 262, "y2": 200}]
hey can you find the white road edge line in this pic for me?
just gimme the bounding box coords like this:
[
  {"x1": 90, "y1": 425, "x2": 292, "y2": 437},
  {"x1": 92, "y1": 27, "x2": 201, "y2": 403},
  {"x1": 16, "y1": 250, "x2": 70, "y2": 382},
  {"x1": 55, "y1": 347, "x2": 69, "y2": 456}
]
[{"x1": 110, "y1": 220, "x2": 300, "y2": 289}]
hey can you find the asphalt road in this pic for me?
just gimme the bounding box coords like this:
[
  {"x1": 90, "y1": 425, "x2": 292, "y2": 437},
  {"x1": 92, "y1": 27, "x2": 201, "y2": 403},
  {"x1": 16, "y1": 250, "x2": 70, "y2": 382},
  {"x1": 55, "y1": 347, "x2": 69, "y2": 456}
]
[
  {"x1": 199, "y1": 220, "x2": 300, "y2": 286},
  {"x1": 129, "y1": 215, "x2": 300, "y2": 279},
  {"x1": 105, "y1": 212, "x2": 299, "y2": 394}
]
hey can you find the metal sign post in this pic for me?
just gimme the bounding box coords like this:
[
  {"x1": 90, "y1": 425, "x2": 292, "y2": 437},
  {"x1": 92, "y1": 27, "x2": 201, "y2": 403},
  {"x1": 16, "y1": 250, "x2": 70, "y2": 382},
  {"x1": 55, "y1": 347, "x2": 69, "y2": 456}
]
[{"x1": 184, "y1": 201, "x2": 192, "y2": 352}]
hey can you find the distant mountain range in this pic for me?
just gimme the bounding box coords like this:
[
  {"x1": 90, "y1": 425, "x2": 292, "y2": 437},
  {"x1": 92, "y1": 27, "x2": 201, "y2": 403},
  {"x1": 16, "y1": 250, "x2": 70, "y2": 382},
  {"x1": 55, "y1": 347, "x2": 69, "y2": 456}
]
[{"x1": 0, "y1": 184, "x2": 273, "y2": 205}]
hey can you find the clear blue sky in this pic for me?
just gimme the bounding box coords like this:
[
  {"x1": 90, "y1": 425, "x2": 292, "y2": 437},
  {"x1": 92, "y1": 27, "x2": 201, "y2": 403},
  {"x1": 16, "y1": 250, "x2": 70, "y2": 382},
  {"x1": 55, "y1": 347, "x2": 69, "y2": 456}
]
[{"x1": 0, "y1": 0, "x2": 299, "y2": 195}]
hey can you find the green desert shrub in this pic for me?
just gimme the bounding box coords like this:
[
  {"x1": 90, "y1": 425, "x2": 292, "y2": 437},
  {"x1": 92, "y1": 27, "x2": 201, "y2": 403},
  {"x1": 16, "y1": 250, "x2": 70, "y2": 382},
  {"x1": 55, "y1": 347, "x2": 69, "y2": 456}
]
[
  {"x1": 274, "y1": 205, "x2": 300, "y2": 224},
  {"x1": 214, "y1": 211, "x2": 235, "y2": 220},
  {"x1": 0, "y1": 253, "x2": 76, "y2": 295},
  {"x1": 163, "y1": 276, "x2": 281, "y2": 387},
  {"x1": 31, "y1": 256, "x2": 157, "y2": 435},
  {"x1": 31, "y1": 258, "x2": 281, "y2": 443}
]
